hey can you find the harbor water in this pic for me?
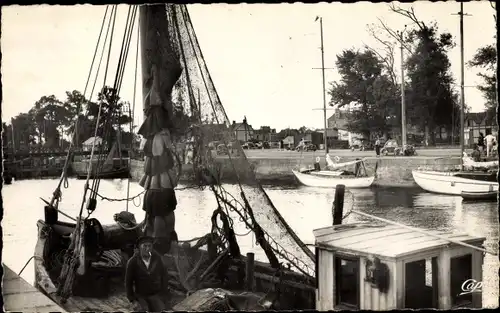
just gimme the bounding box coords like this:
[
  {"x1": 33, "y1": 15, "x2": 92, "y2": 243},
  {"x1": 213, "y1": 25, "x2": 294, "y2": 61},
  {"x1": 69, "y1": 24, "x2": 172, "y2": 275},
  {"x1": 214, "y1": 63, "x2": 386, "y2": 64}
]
[{"x1": 1, "y1": 178, "x2": 498, "y2": 308}]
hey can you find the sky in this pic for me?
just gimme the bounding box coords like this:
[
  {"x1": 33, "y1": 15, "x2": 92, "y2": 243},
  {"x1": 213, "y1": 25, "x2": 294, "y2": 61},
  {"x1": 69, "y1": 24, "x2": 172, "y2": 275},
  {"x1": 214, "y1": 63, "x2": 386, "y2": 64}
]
[{"x1": 1, "y1": 2, "x2": 496, "y2": 131}]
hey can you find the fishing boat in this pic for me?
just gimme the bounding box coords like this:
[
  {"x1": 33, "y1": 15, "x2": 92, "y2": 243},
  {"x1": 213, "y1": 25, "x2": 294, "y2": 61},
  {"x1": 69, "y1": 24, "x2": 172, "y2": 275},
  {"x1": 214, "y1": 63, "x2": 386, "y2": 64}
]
[
  {"x1": 33, "y1": 4, "x2": 317, "y2": 312},
  {"x1": 313, "y1": 208, "x2": 491, "y2": 310},
  {"x1": 292, "y1": 158, "x2": 376, "y2": 188},
  {"x1": 72, "y1": 138, "x2": 130, "y2": 179}
]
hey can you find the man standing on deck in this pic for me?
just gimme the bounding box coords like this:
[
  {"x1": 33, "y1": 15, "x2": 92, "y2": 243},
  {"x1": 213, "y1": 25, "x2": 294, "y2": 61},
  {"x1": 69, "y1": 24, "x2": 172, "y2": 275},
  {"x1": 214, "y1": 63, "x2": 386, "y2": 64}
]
[{"x1": 125, "y1": 236, "x2": 169, "y2": 311}]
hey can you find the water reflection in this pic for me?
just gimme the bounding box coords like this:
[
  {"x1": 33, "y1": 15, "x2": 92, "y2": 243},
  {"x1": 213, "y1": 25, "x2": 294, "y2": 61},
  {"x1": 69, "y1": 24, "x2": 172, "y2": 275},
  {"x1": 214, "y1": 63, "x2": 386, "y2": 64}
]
[{"x1": 1, "y1": 179, "x2": 498, "y2": 308}]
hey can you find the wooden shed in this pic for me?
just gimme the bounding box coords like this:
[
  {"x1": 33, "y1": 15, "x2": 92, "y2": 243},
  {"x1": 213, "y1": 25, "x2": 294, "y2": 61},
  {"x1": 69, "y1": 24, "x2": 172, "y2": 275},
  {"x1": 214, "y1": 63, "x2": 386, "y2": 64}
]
[{"x1": 313, "y1": 222, "x2": 485, "y2": 310}]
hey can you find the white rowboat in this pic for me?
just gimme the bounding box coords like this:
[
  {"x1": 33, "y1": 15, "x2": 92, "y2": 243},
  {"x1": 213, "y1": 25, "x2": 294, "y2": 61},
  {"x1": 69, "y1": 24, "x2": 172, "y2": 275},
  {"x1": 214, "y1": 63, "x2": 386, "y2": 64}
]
[{"x1": 411, "y1": 170, "x2": 498, "y2": 196}]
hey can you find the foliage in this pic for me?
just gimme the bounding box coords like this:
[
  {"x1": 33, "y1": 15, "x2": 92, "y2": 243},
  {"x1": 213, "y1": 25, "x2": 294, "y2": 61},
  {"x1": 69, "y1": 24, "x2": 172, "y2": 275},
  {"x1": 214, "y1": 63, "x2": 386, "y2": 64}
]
[
  {"x1": 5, "y1": 87, "x2": 134, "y2": 150},
  {"x1": 403, "y1": 22, "x2": 460, "y2": 143},
  {"x1": 328, "y1": 48, "x2": 400, "y2": 138},
  {"x1": 468, "y1": 44, "x2": 497, "y2": 120}
]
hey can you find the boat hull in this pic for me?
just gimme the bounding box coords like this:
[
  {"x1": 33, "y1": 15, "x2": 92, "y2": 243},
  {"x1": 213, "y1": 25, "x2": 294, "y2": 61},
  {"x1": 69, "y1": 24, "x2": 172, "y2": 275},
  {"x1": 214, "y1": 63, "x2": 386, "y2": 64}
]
[
  {"x1": 412, "y1": 170, "x2": 498, "y2": 196},
  {"x1": 72, "y1": 158, "x2": 130, "y2": 179},
  {"x1": 34, "y1": 218, "x2": 315, "y2": 312},
  {"x1": 461, "y1": 191, "x2": 498, "y2": 202},
  {"x1": 292, "y1": 170, "x2": 374, "y2": 188},
  {"x1": 74, "y1": 167, "x2": 130, "y2": 179}
]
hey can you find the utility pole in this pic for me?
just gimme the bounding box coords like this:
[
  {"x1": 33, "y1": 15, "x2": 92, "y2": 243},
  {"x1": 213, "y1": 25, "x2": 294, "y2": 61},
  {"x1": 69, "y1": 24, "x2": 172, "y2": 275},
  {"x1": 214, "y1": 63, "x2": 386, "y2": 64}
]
[
  {"x1": 453, "y1": 2, "x2": 471, "y2": 170},
  {"x1": 397, "y1": 26, "x2": 407, "y2": 147}
]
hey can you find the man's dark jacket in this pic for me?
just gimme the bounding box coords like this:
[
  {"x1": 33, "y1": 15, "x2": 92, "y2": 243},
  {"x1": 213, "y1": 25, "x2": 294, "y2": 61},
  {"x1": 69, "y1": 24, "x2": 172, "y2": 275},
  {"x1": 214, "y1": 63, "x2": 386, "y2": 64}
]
[{"x1": 125, "y1": 250, "x2": 169, "y2": 301}]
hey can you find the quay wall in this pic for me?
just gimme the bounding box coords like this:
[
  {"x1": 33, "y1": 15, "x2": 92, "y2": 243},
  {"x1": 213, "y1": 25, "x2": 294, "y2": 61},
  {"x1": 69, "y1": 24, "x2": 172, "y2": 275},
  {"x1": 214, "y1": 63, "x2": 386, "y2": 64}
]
[{"x1": 129, "y1": 156, "x2": 462, "y2": 187}]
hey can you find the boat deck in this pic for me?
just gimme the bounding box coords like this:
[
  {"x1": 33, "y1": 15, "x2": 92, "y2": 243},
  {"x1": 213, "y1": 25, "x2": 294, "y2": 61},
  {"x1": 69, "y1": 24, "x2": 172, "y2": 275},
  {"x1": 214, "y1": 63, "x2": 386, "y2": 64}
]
[{"x1": 2, "y1": 265, "x2": 66, "y2": 312}]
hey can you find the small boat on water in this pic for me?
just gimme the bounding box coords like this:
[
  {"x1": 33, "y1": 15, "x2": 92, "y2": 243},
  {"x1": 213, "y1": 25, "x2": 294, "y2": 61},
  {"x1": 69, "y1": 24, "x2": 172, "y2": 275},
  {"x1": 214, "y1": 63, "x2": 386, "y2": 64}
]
[
  {"x1": 412, "y1": 153, "x2": 498, "y2": 196},
  {"x1": 292, "y1": 157, "x2": 376, "y2": 188},
  {"x1": 461, "y1": 190, "x2": 497, "y2": 202}
]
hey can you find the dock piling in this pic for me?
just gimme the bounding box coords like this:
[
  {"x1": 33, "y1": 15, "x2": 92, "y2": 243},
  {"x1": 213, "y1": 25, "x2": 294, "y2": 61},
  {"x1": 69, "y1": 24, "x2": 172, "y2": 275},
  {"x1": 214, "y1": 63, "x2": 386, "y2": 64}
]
[
  {"x1": 333, "y1": 184, "x2": 345, "y2": 225},
  {"x1": 245, "y1": 252, "x2": 255, "y2": 291}
]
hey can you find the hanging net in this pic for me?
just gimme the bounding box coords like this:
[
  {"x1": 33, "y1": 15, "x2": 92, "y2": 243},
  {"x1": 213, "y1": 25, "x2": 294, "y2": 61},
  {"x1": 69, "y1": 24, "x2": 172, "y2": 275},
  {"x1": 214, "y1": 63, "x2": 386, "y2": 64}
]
[{"x1": 137, "y1": 4, "x2": 315, "y2": 281}]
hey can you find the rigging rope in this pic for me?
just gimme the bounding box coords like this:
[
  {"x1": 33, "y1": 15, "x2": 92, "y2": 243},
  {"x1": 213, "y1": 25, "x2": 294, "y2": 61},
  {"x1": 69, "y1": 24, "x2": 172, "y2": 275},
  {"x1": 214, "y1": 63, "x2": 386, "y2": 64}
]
[
  {"x1": 47, "y1": 6, "x2": 110, "y2": 208},
  {"x1": 126, "y1": 12, "x2": 140, "y2": 213}
]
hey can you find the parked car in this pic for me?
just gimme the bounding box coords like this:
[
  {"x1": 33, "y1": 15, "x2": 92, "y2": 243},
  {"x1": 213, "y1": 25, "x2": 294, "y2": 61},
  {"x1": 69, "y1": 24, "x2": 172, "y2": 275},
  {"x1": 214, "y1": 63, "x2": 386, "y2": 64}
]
[
  {"x1": 296, "y1": 143, "x2": 317, "y2": 152},
  {"x1": 242, "y1": 142, "x2": 256, "y2": 150},
  {"x1": 380, "y1": 139, "x2": 417, "y2": 156},
  {"x1": 216, "y1": 144, "x2": 229, "y2": 155},
  {"x1": 350, "y1": 139, "x2": 375, "y2": 151}
]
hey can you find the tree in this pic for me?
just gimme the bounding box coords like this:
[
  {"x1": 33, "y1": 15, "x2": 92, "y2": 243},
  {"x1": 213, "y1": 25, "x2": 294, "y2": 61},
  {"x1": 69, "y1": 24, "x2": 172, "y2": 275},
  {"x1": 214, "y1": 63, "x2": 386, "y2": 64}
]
[
  {"x1": 87, "y1": 86, "x2": 133, "y2": 148},
  {"x1": 328, "y1": 49, "x2": 399, "y2": 139},
  {"x1": 63, "y1": 90, "x2": 95, "y2": 147},
  {"x1": 29, "y1": 95, "x2": 69, "y2": 148},
  {"x1": 468, "y1": 44, "x2": 497, "y2": 120},
  {"x1": 386, "y1": 4, "x2": 459, "y2": 144},
  {"x1": 10, "y1": 113, "x2": 37, "y2": 150}
]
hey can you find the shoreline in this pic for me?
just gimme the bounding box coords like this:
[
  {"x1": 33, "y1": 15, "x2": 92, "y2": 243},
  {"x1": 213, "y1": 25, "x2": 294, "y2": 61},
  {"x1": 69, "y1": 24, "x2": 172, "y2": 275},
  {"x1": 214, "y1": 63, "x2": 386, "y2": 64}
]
[{"x1": 129, "y1": 155, "x2": 462, "y2": 188}]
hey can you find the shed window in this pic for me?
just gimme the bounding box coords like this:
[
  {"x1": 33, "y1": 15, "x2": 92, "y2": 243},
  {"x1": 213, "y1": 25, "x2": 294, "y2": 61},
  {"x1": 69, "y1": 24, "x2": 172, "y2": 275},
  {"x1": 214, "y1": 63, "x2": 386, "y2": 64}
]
[
  {"x1": 451, "y1": 254, "x2": 472, "y2": 307},
  {"x1": 335, "y1": 256, "x2": 359, "y2": 308}
]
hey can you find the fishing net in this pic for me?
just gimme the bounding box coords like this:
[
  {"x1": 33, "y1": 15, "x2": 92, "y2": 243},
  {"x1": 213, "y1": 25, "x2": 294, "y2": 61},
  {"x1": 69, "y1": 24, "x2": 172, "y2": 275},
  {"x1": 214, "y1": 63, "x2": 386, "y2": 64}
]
[{"x1": 137, "y1": 4, "x2": 315, "y2": 278}]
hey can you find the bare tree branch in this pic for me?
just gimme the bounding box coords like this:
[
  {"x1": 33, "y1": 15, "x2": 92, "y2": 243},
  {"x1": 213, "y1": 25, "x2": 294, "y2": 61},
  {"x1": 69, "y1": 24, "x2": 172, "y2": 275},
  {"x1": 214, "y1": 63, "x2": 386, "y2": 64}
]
[
  {"x1": 388, "y1": 3, "x2": 426, "y2": 31},
  {"x1": 376, "y1": 18, "x2": 413, "y2": 55},
  {"x1": 364, "y1": 23, "x2": 398, "y2": 85}
]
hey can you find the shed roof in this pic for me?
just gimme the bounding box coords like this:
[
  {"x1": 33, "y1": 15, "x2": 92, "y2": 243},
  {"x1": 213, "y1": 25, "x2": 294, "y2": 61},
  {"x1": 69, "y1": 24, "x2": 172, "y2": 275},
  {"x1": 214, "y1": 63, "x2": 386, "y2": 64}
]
[{"x1": 313, "y1": 223, "x2": 485, "y2": 259}]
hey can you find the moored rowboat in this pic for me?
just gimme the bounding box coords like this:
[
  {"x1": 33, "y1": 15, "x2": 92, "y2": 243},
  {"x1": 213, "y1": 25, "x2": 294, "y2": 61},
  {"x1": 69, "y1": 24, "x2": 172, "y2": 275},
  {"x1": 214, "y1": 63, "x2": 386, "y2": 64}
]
[
  {"x1": 412, "y1": 170, "x2": 498, "y2": 196},
  {"x1": 461, "y1": 190, "x2": 498, "y2": 202}
]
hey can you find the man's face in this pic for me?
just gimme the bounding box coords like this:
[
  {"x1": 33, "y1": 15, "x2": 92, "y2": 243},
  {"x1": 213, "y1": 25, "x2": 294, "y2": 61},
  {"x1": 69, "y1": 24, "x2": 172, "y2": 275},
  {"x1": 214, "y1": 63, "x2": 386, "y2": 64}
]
[{"x1": 139, "y1": 242, "x2": 153, "y2": 257}]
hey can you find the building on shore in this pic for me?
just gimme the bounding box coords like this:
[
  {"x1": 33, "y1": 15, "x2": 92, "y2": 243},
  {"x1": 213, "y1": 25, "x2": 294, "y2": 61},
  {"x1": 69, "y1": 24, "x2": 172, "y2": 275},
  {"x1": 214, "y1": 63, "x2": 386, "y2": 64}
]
[
  {"x1": 231, "y1": 117, "x2": 254, "y2": 142},
  {"x1": 253, "y1": 126, "x2": 278, "y2": 143},
  {"x1": 465, "y1": 111, "x2": 498, "y2": 147}
]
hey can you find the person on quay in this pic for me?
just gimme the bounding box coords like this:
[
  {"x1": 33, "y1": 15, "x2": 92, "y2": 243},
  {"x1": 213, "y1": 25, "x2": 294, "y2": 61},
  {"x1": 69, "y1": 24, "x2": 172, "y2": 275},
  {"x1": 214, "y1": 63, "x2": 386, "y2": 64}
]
[
  {"x1": 125, "y1": 236, "x2": 169, "y2": 311},
  {"x1": 477, "y1": 132, "x2": 485, "y2": 155},
  {"x1": 374, "y1": 137, "x2": 381, "y2": 157}
]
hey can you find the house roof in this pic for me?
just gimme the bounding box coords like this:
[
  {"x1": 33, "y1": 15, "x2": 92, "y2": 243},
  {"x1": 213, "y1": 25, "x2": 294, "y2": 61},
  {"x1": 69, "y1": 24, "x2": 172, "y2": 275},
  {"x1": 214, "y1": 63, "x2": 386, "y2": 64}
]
[
  {"x1": 466, "y1": 111, "x2": 495, "y2": 124},
  {"x1": 233, "y1": 123, "x2": 254, "y2": 131}
]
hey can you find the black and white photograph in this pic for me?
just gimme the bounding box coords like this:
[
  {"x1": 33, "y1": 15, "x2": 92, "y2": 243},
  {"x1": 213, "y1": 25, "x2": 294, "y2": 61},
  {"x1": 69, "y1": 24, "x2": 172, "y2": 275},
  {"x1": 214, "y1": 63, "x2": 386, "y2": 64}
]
[{"x1": 1, "y1": 1, "x2": 498, "y2": 311}]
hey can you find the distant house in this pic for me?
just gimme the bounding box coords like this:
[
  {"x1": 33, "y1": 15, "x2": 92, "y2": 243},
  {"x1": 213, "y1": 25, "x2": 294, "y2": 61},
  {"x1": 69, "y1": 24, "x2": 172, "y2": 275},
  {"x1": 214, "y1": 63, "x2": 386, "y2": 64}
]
[
  {"x1": 282, "y1": 135, "x2": 295, "y2": 149},
  {"x1": 465, "y1": 112, "x2": 498, "y2": 147},
  {"x1": 232, "y1": 118, "x2": 254, "y2": 142},
  {"x1": 294, "y1": 130, "x2": 324, "y2": 147},
  {"x1": 82, "y1": 136, "x2": 103, "y2": 151},
  {"x1": 254, "y1": 126, "x2": 277, "y2": 142}
]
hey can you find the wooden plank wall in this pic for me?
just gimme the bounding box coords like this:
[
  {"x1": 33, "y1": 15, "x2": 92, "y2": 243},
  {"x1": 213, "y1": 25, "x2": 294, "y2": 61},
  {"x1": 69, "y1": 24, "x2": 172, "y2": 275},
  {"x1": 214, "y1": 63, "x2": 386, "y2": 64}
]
[{"x1": 2, "y1": 265, "x2": 66, "y2": 312}]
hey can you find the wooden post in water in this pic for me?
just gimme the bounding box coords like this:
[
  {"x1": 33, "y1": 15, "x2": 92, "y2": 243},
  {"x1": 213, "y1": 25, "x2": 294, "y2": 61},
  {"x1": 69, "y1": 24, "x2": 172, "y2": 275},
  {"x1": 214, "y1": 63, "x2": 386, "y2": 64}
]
[
  {"x1": 332, "y1": 184, "x2": 345, "y2": 225},
  {"x1": 245, "y1": 252, "x2": 255, "y2": 291}
]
